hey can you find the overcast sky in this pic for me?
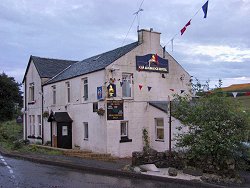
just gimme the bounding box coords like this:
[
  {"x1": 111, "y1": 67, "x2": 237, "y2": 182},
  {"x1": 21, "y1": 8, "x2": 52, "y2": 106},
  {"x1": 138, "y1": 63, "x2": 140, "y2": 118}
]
[{"x1": 0, "y1": 0, "x2": 250, "y2": 87}]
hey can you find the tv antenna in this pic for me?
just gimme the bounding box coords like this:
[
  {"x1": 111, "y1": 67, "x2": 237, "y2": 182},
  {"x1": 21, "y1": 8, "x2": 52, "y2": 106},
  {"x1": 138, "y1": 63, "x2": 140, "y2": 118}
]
[{"x1": 133, "y1": 8, "x2": 143, "y2": 31}]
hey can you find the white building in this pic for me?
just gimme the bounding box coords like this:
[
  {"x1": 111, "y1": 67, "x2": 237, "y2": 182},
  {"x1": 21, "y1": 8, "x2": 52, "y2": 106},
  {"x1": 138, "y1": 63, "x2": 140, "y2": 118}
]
[{"x1": 23, "y1": 29, "x2": 191, "y2": 157}]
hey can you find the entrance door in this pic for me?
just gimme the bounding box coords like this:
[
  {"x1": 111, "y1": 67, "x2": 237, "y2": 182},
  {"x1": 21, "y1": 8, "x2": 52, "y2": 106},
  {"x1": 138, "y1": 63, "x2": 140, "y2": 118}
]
[{"x1": 57, "y1": 123, "x2": 72, "y2": 149}]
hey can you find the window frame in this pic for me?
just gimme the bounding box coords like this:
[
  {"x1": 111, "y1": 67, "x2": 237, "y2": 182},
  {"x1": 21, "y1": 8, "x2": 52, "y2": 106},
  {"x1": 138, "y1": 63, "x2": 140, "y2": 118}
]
[
  {"x1": 120, "y1": 121, "x2": 132, "y2": 143},
  {"x1": 65, "y1": 81, "x2": 71, "y2": 103},
  {"x1": 38, "y1": 115, "x2": 42, "y2": 137},
  {"x1": 83, "y1": 122, "x2": 88, "y2": 140},
  {"x1": 82, "y1": 78, "x2": 88, "y2": 101},
  {"x1": 93, "y1": 102, "x2": 98, "y2": 112},
  {"x1": 122, "y1": 73, "x2": 133, "y2": 98},
  {"x1": 29, "y1": 83, "x2": 35, "y2": 102},
  {"x1": 52, "y1": 85, "x2": 56, "y2": 105},
  {"x1": 155, "y1": 118, "x2": 164, "y2": 141}
]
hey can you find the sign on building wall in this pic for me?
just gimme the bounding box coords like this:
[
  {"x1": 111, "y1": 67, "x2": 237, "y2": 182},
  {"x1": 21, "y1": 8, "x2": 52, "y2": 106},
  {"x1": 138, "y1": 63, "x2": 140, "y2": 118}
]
[
  {"x1": 107, "y1": 100, "x2": 124, "y2": 120},
  {"x1": 97, "y1": 86, "x2": 103, "y2": 100},
  {"x1": 136, "y1": 54, "x2": 168, "y2": 73},
  {"x1": 107, "y1": 84, "x2": 116, "y2": 98}
]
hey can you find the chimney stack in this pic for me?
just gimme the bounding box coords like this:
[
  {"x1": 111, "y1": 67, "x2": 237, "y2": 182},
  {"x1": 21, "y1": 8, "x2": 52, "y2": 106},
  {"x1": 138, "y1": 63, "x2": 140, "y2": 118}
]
[{"x1": 138, "y1": 28, "x2": 161, "y2": 51}]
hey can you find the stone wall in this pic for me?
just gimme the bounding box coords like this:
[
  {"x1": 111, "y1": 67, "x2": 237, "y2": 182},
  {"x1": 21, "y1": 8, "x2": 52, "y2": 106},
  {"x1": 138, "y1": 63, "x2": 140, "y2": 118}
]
[{"x1": 132, "y1": 148, "x2": 185, "y2": 169}]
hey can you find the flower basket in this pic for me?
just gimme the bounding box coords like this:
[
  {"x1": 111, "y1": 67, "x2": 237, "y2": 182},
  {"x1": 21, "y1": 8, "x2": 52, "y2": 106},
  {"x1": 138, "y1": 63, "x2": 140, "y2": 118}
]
[
  {"x1": 97, "y1": 108, "x2": 105, "y2": 116},
  {"x1": 43, "y1": 111, "x2": 49, "y2": 118}
]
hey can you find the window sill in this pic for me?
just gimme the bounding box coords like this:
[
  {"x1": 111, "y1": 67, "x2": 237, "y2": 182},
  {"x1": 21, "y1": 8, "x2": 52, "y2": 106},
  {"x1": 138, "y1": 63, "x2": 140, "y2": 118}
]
[
  {"x1": 122, "y1": 97, "x2": 134, "y2": 100},
  {"x1": 120, "y1": 138, "x2": 132, "y2": 143},
  {"x1": 155, "y1": 139, "x2": 164, "y2": 142},
  {"x1": 28, "y1": 101, "x2": 35, "y2": 105}
]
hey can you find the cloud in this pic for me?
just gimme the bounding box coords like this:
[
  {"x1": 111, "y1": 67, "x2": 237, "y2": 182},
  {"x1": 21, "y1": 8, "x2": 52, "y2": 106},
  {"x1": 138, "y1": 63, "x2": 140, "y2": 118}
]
[{"x1": 185, "y1": 44, "x2": 250, "y2": 63}]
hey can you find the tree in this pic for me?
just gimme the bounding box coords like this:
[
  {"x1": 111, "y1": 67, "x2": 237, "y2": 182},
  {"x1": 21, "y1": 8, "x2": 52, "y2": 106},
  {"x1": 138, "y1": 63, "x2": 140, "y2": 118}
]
[
  {"x1": 0, "y1": 73, "x2": 23, "y2": 122},
  {"x1": 172, "y1": 80, "x2": 249, "y2": 176}
]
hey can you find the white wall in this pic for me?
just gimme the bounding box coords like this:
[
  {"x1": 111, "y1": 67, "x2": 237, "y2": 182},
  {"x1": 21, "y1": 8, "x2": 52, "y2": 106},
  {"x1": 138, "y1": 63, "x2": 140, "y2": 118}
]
[
  {"x1": 43, "y1": 70, "x2": 107, "y2": 152},
  {"x1": 104, "y1": 29, "x2": 191, "y2": 157},
  {"x1": 23, "y1": 60, "x2": 43, "y2": 143}
]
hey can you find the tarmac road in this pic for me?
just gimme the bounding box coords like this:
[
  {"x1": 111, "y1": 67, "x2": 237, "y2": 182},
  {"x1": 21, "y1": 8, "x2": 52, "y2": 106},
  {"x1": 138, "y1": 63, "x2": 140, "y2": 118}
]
[{"x1": 0, "y1": 155, "x2": 205, "y2": 188}]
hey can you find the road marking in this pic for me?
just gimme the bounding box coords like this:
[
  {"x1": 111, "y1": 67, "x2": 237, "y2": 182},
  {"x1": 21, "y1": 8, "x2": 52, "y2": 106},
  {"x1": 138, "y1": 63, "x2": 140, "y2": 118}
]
[{"x1": 0, "y1": 155, "x2": 18, "y2": 187}]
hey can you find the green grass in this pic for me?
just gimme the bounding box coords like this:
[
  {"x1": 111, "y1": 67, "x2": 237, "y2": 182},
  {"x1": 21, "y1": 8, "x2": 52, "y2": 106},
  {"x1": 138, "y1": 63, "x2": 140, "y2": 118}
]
[
  {"x1": 235, "y1": 96, "x2": 250, "y2": 112},
  {"x1": 0, "y1": 120, "x2": 62, "y2": 156}
]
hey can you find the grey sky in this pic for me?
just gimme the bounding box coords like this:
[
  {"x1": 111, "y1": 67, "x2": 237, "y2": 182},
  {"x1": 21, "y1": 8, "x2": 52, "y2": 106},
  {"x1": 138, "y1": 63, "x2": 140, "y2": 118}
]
[{"x1": 0, "y1": 0, "x2": 249, "y2": 87}]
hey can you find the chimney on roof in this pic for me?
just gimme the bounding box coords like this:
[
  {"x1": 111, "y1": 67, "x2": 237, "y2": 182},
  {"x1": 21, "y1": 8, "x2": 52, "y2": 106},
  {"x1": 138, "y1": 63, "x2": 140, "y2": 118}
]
[{"x1": 138, "y1": 28, "x2": 161, "y2": 50}]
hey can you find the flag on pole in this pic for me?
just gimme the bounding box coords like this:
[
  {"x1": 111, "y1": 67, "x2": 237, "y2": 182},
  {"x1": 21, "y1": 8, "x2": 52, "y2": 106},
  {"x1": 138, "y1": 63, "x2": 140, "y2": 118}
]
[
  {"x1": 202, "y1": 1, "x2": 209, "y2": 18},
  {"x1": 147, "y1": 86, "x2": 152, "y2": 91},
  {"x1": 185, "y1": 20, "x2": 191, "y2": 27},
  {"x1": 180, "y1": 26, "x2": 186, "y2": 35},
  {"x1": 181, "y1": 20, "x2": 191, "y2": 35}
]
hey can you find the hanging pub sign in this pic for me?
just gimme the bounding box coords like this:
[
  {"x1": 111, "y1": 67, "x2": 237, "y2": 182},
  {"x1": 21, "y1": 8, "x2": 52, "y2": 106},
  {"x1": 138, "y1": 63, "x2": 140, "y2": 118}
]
[
  {"x1": 107, "y1": 84, "x2": 116, "y2": 98},
  {"x1": 107, "y1": 100, "x2": 124, "y2": 120},
  {"x1": 97, "y1": 86, "x2": 103, "y2": 100},
  {"x1": 136, "y1": 54, "x2": 168, "y2": 73}
]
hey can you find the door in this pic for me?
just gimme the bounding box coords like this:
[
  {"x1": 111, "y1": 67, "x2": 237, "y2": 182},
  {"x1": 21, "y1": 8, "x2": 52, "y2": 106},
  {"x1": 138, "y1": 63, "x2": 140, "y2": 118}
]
[{"x1": 57, "y1": 123, "x2": 72, "y2": 149}]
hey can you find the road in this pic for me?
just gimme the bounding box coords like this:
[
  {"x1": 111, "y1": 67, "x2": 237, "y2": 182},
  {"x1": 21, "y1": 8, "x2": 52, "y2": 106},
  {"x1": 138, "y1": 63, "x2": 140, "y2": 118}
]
[{"x1": 0, "y1": 155, "x2": 204, "y2": 188}]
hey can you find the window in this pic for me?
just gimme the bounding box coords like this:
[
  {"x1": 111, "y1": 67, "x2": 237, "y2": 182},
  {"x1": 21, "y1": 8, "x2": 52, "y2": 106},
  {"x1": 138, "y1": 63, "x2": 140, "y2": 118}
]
[
  {"x1": 93, "y1": 102, "x2": 98, "y2": 112},
  {"x1": 38, "y1": 115, "x2": 41, "y2": 137},
  {"x1": 120, "y1": 121, "x2": 132, "y2": 143},
  {"x1": 29, "y1": 83, "x2": 35, "y2": 102},
  {"x1": 122, "y1": 73, "x2": 132, "y2": 98},
  {"x1": 29, "y1": 115, "x2": 35, "y2": 136},
  {"x1": 66, "y1": 82, "x2": 71, "y2": 103},
  {"x1": 29, "y1": 115, "x2": 32, "y2": 135},
  {"x1": 155, "y1": 118, "x2": 164, "y2": 141},
  {"x1": 83, "y1": 122, "x2": 88, "y2": 140},
  {"x1": 52, "y1": 85, "x2": 56, "y2": 105},
  {"x1": 82, "y1": 78, "x2": 88, "y2": 101},
  {"x1": 121, "y1": 121, "x2": 128, "y2": 137}
]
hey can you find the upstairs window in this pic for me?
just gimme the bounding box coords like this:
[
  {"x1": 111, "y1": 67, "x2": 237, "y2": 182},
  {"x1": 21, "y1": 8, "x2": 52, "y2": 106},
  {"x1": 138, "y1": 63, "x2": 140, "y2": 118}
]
[
  {"x1": 122, "y1": 73, "x2": 132, "y2": 98},
  {"x1": 82, "y1": 78, "x2": 88, "y2": 101},
  {"x1": 52, "y1": 85, "x2": 56, "y2": 105},
  {"x1": 66, "y1": 82, "x2": 71, "y2": 103},
  {"x1": 29, "y1": 83, "x2": 35, "y2": 102}
]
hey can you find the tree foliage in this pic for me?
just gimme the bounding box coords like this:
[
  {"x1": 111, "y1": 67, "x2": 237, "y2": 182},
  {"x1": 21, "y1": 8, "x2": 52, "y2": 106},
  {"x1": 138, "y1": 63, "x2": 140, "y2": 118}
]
[
  {"x1": 172, "y1": 80, "x2": 249, "y2": 175},
  {"x1": 0, "y1": 73, "x2": 23, "y2": 122}
]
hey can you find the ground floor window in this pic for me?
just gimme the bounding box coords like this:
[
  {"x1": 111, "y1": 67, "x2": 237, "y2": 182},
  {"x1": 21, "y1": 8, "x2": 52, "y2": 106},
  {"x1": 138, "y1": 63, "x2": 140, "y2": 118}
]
[
  {"x1": 155, "y1": 118, "x2": 164, "y2": 141},
  {"x1": 120, "y1": 121, "x2": 132, "y2": 143},
  {"x1": 38, "y1": 115, "x2": 42, "y2": 137},
  {"x1": 83, "y1": 122, "x2": 88, "y2": 140}
]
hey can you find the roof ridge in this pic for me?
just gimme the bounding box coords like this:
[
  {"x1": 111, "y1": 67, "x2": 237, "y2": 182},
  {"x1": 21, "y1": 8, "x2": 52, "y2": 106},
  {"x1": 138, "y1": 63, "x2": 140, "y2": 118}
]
[
  {"x1": 32, "y1": 55, "x2": 78, "y2": 62},
  {"x1": 43, "y1": 64, "x2": 73, "y2": 85},
  {"x1": 45, "y1": 41, "x2": 139, "y2": 85}
]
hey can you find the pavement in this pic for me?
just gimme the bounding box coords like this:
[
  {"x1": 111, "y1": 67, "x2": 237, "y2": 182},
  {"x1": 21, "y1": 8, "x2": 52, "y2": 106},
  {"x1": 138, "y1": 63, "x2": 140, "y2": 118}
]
[{"x1": 0, "y1": 146, "x2": 250, "y2": 188}]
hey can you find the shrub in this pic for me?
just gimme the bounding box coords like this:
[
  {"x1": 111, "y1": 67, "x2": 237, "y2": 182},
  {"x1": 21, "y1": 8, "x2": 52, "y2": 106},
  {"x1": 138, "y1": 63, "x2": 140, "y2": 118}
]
[{"x1": 12, "y1": 140, "x2": 23, "y2": 150}]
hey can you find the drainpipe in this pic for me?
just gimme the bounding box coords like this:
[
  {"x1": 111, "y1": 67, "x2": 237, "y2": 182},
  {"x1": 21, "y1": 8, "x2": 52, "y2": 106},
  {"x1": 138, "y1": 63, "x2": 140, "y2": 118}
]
[
  {"x1": 41, "y1": 85, "x2": 44, "y2": 145},
  {"x1": 169, "y1": 100, "x2": 172, "y2": 152},
  {"x1": 24, "y1": 81, "x2": 27, "y2": 140}
]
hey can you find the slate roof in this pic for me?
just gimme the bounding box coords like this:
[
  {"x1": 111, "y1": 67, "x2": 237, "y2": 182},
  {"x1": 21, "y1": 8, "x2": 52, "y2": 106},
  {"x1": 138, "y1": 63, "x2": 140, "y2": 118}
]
[
  {"x1": 22, "y1": 56, "x2": 78, "y2": 83},
  {"x1": 46, "y1": 42, "x2": 139, "y2": 84},
  {"x1": 32, "y1": 56, "x2": 78, "y2": 78},
  {"x1": 149, "y1": 101, "x2": 169, "y2": 113}
]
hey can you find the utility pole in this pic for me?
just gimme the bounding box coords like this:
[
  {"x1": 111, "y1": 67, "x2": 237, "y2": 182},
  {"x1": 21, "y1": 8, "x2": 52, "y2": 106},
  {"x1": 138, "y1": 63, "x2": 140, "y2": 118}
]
[{"x1": 169, "y1": 100, "x2": 172, "y2": 152}]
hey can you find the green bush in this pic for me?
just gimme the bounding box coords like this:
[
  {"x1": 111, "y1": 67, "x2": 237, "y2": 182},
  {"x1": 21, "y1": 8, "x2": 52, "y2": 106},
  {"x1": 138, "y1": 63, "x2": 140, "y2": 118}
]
[{"x1": 12, "y1": 140, "x2": 23, "y2": 150}]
